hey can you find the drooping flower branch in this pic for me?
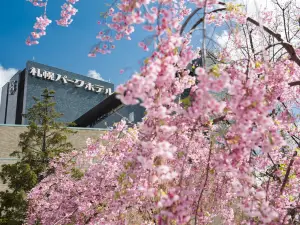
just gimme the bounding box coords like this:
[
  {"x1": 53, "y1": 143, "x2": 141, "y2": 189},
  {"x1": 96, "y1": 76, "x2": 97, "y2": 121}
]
[
  {"x1": 26, "y1": 0, "x2": 80, "y2": 45},
  {"x1": 26, "y1": 0, "x2": 51, "y2": 46},
  {"x1": 56, "y1": 0, "x2": 79, "y2": 27}
]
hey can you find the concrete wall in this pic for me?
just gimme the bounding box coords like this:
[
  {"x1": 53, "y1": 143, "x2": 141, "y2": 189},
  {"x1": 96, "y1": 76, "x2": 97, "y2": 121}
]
[{"x1": 0, "y1": 125, "x2": 108, "y2": 191}]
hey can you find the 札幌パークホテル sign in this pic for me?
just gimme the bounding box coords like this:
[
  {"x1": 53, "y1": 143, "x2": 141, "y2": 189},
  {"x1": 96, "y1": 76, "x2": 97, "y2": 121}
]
[{"x1": 30, "y1": 67, "x2": 112, "y2": 95}]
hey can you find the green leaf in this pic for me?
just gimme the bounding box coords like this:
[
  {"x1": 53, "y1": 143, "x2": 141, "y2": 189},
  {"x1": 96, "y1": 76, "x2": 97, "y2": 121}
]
[
  {"x1": 71, "y1": 168, "x2": 84, "y2": 180},
  {"x1": 180, "y1": 96, "x2": 191, "y2": 109}
]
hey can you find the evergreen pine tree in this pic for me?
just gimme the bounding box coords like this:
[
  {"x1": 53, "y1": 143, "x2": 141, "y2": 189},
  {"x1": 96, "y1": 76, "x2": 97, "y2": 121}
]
[{"x1": 0, "y1": 89, "x2": 76, "y2": 225}]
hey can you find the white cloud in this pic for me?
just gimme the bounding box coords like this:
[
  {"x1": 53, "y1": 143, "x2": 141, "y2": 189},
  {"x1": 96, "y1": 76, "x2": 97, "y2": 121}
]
[
  {"x1": 87, "y1": 70, "x2": 105, "y2": 81},
  {"x1": 216, "y1": 30, "x2": 229, "y2": 48},
  {"x1": 0, "y1": 65, "x2": 18, "y2": 103},
  {"x1": 215, "y1": 29, "x2": 245, "y2": 61}
]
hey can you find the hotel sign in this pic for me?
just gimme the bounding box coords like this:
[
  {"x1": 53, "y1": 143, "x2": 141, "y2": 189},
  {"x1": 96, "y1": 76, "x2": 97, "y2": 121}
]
[{"x1": 29, "y1": 67, "x2": 112, "y2": 95}]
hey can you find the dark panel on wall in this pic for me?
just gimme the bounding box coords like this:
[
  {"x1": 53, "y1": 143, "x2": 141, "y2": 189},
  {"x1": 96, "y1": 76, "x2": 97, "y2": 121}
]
[
  {"x1": 23, "y1": 61, "x2": 114, "y2": 124},
  {"x1": 73, "y1": 93, "x2": 122, "y2": 127},
  {"x1": 0, "y1": 83, "x2": 9, "y2": 124},
  {"x1": 6, "y1": 72, "x2": 20, "y2": 124},
  {"x1": 15, "y1": 70, "x2": 26, "y2": 124},
  {"x1": 94, "y1": 104, "x2": 145, "y2": 128},
  {"x1": 73, "y1": 92, "x2": 145, "y2": 128}
]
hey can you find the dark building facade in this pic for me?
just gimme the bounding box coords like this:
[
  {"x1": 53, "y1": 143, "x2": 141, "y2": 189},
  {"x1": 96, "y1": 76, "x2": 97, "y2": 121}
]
[
  {"x1": 0, "y1": 61, "x2": 114, "y2": 125},
  {"x1": 73, "y1": 93, "x2": 145, "y2": 129},
  {"x1": 0, "y1": 61, "x2": 146, "y2": 128}
]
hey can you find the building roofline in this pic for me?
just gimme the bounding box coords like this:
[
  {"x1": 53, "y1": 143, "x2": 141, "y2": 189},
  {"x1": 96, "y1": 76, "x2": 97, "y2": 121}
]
[{"x1": 0, "y1": 123, "x2": 111, "y2": 131}]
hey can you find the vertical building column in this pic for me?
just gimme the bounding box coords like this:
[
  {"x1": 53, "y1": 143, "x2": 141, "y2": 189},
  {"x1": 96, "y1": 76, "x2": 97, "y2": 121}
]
[
  {"x1": 0, "y1": 84, "x2": 9, "y2": 124},
  {"x1": 5, "y1": 72, "x2": 20, "y2": 124}
]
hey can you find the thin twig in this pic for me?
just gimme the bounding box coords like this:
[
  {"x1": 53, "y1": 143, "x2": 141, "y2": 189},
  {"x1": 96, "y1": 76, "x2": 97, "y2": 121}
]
[
  {"x1": 194, "y1": 141, "x2": 213, "y2": 225},
  {"x1": 188, "y1": 8, "x2": 226, "y2": 35},
  {"x1": 280, "y1": 151, "x2": 297, "y2": 194},
  {"x1": 180, "y1": 8, "x2": 201, "y2": 35},
  {"x1": 202, "y1": 0, "x2": 208, "y2": 69}
]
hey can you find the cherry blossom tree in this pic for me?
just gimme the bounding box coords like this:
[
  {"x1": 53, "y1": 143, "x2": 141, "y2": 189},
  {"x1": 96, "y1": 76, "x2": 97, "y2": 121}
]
[{"x1": 25, "y1": 0, "x2": 300, "y2": 224}]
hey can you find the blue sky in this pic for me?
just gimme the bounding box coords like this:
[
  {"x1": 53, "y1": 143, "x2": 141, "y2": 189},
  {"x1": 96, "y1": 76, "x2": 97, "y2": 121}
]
[
  {"x1": 0, "y1": 1, "x2": 228, "y2": 89},
  {"x1": 0, "y1": 0, "x2": 272, "y2": 89},
  {"x1": 0, "y1": 0, "x2": 150, "y2": 88}
]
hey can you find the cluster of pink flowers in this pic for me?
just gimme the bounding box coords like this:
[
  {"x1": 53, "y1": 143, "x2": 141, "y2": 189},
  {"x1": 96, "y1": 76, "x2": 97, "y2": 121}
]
[
  {"x1": 26, "y1": 15, "x2": 52, "y2": 46},
  {"x1": 25, "y1": 1, "x2": 300, "y2": 224},
  {"x1": 26, "y1": 0, "x2": 80, "y2": 45},
  {"x1": 88, "y1": 0, "x2": 194, "y2": 56},
  {"x1": 56, "y1": 0, "x2": 79, "y2": 27},
  {"x1": 27, "y1": 0, "x2": 47, "y2": 7},
  {"x1": 27, "y1": 122, "x2": 140, "y2": 224}
]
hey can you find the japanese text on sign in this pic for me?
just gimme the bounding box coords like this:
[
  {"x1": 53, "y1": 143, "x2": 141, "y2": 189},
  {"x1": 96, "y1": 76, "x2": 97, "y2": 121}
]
[{"x1": 29, "y1": 67, "x2": 112, "y2": 95}]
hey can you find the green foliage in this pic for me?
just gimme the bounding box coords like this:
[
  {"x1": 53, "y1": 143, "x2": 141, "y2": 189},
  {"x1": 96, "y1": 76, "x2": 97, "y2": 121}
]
[
  {"x1": 70, "y1": 168, "x2": 84, "y2": 180},
  {"x1": 0, "y1": 89, "x2": 76, "y2": 225},
  {"x1": 180, "y1": 96, "x2": 191, "y2": 109}
]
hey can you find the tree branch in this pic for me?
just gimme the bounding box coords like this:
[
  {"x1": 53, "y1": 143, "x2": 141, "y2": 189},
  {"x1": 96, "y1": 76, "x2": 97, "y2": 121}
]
[
  {"x1": 194, "y1": 141, "x2": 212, "y2": 225},
  {"x1": 280, "y1": 151, "x2": 297, "y2": 194},
  {"x1": 288, "y1": 81, "x2": 300, "y2": 87},
  {"x1": 180, "y1": 1, "x2": 226, "y2": 35},
  {"x1": 246, "y1": 17, "x2": 300, "y2": 66},
  {"x1": 180, "y1": 8, "x2": 201, "y2": 35},
  {"x1": 182, "y1": 2, "x2": 300, "y2": 66},
  {"x1": 187, "y1": 8, "x2": 226, "y2": 35}
]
